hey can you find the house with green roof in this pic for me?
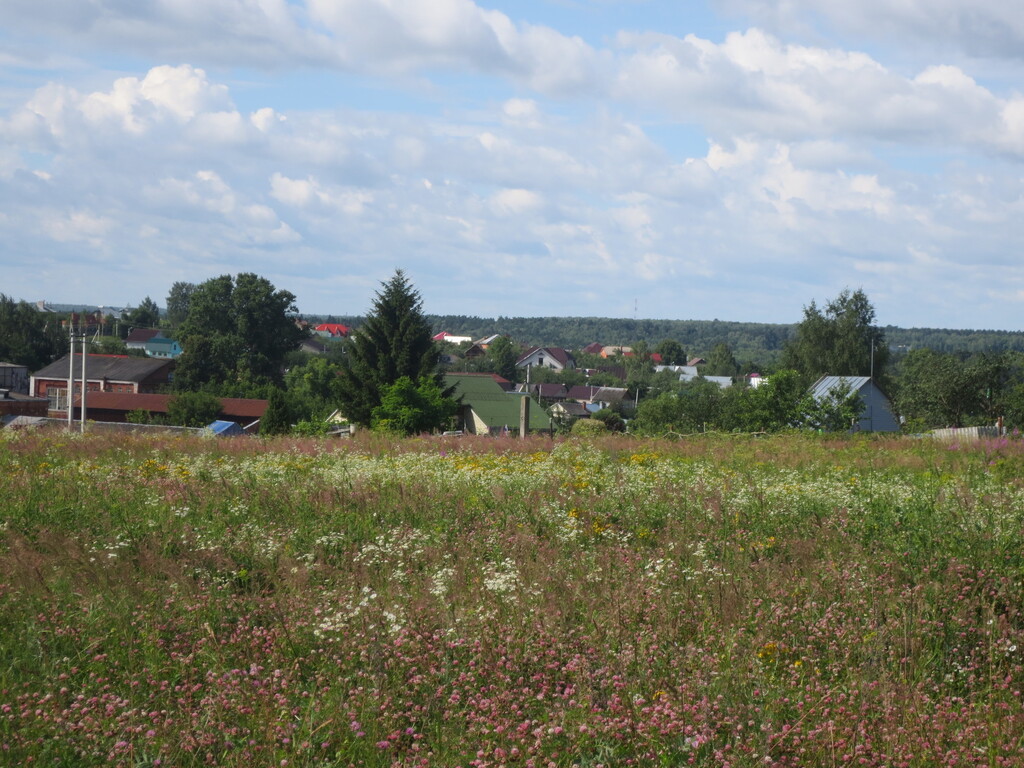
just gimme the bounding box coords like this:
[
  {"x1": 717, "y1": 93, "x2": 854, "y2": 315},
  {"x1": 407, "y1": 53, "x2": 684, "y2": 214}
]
[{"x1": 445, "y1": 373, "x2": 551, "y2": 436}]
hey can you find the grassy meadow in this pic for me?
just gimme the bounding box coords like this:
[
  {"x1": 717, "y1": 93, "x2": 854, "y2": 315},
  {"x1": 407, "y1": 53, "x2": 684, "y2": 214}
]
[{"x1": 2, "y1": 429, "x2": 1024, "y2": 766}]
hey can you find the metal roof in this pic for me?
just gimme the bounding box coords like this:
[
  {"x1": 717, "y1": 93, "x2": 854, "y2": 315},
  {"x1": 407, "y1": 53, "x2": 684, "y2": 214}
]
[
  {"x1": 72, "y1": 391, "x2": 268, "y2": 420},
  {"x1": 446, "y1": 374, "x2": 550, "y2": 430},
  {"x1": 208, "y1": 420, "x2": 245, "y2": 435},
  {"x1": 125, "y1": 329, "x2": 163, "y2": 344},
  {"x1": 32, "y1": 354, "x2": 172, "y2": 382},
  {"x1": 809, "y1": 376, "x2": 873, "y2": 401}
]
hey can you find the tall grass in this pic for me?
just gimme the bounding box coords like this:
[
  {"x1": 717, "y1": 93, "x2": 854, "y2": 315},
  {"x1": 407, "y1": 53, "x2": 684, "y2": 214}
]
[{"x1": 2, "y1": 429, "x2": 1024, "y2": 766}]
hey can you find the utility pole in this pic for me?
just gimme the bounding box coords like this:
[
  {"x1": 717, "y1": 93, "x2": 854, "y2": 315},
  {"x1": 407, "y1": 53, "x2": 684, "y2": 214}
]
[
  {"x1": 66, "y1": 319, "x2": 89, "y2": 432},
  {"x1": 80, "y1": 336, "x2": 88, "y2": 433},
  {"x1": 67, "y1": 321, "x2": 75, "y2": 428}
]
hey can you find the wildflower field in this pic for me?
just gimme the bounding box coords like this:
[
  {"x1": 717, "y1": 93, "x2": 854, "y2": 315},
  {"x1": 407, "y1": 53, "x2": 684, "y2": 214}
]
[{"x1": 3, "y1": 430, "x2": 1024, "y2": 767}]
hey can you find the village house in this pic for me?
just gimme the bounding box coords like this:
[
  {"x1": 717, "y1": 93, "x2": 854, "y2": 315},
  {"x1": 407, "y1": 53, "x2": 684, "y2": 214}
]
[
  {"x1": 445, "y1": 373, "x2": 551, "y2": 435},
  {"x1": 516, "y1": 346, "x2": 575, "y2": 373},
  {"x1": 565, "y1": 385, "x2": 628, "y2": 410},
  {"x1": 125, "y1": 328, "x2": 164, "y2": 351},
  {"x1": 144, "y1": 337, "x2": 182, "y2": 359},
  {"x1": 520, "y1": 382, "x2": 569, "y2": 403},
  {"x1": 464, "y1": 334, "x2": 502, "y2": 359},
  {"x1": 432, "y1": 331, "x2": 473, "y2": 345},
  {"x1": 809, "y1": 376, "x2": 900, "y2": 432},
  {"x1": 313, "y1": 323, "x2": 351, "y2": 339},
  {"x1": 548, "y1": 400, "x2": 593, "y2": 428},
  {"x1": 30, "y1": 354, "x2": 175, "y2": 417},
  {"x1": 69, "y1": 392, "x2": 268, "y2": 431}
]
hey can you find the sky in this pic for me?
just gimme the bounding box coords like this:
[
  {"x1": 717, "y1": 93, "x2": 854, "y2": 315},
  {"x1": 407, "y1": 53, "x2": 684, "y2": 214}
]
[{"x1": 1, "y1": 0, "x2": 1023, "y2": 330}]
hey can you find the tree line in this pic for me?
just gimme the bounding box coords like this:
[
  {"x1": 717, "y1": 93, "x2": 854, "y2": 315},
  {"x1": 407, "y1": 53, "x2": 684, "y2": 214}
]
[
  {"x1": 7, "y1": 279, "x2": 1024, "y2": 435},
  {"x1": 313, "y1": 315, "x2": 1024, "y2": 364}
]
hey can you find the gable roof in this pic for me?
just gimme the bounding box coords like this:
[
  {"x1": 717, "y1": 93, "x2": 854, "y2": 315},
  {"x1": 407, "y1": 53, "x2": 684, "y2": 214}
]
[
  {"x1": 314, "y1": 323, "x2": 350, "y2": 337},
  {"x1": 551, "y1": 401, "x2": 590, "y2": 418},
  {"x1": 32, "y1": 354, "x2": 173, "y2": 383},
  {"x1": 530, "y1": 383, "x2": 569, "y2": 399},
  {"x1": 655, "y1": 364, "x2": 699, "y2": 376},
  {"x1": 809, "y1": 376, "x2": 874, "y2": 400},
  {"x1": 208, "y1": 420, "x2": 245, "y2": 436},
  {"x1": 809, "y1": 376, "x2": 899, "y2": 432},
  {"x1": 301, "y1": 338, "x2": 328, "y2": 354},
  {"x1": 516, "y1": 346, "x2": 574, "y2": 368},
  {"x1": 125, "y1": 329, "x2": 163, "y2": 344},
  {"x1": 700, "y1": 376, "x2": 735, "y2": 389},
  {"x1": 445, "y1": 374, "x2": 550, "y2": 430},
  {"x1": 566, "y1": 385, "x2": 627, "y2": 404},
  {"x1": 145, "y1": 337, "x2": 178, "y2": 347}
]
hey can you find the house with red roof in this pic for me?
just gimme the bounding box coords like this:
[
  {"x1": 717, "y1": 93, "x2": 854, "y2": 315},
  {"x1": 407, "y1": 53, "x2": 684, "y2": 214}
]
[{"x1": 314, "y1": 323, "x2": 350, "y2": 338}]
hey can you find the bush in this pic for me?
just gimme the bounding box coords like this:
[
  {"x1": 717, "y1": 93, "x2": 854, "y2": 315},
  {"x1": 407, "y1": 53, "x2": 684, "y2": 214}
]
[
  {"x1": 592, "y1": 408, "x2": 626, "y2": 432},
  {"x1": 166, "y1": 391, "x2": 221, "y2": 428},
  {"x1": 570, "y1": 418, "x2": 608, "y2": 437},
  {"x1": 371, "y1": 376, "x2": 458, "y2": 436}
]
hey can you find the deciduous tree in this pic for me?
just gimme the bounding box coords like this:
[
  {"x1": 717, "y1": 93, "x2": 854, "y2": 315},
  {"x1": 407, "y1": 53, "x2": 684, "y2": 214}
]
[
  {"x1": 371, "y1": 376, "x2": 458, "y2": 435},
  {"x1": 124, "y1": 296, "x2": 160, "y2": 333},
  {"x1": 704, "y1": 342, "x2": 739, "y2": 377},
  {"x1": 894, "y1": 349, "x2": 1011, "y2": 428},
  {"x1": 782, "y1": 289, "x2": 888, "y2": 382},
  {"x1": 165, "y1": 281, "x2": 197, "y2": 328},
  {"x1": 486, "y1": 336, "x2": 518, "y2": 381},
  {"x1": 0, "y1": 294, "x2": 64, "y2": 370},
  {"x1": 654, "y1": 339, "x2": 686, "y2": 366},
  {"x1": 174, "y1": 274, "x2": 306, "y2": 392}
]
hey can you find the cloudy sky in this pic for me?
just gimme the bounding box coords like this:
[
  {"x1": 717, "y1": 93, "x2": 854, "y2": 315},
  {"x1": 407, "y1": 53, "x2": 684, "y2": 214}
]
[{"x1": 2, "y1": 0, "x2": 1023, "y2": 329}]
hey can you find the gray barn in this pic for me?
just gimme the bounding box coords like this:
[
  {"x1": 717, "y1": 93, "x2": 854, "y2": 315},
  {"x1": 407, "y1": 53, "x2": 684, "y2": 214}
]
[{"x1": 809, "y1": 376, "x2": 900, "y2": 432}]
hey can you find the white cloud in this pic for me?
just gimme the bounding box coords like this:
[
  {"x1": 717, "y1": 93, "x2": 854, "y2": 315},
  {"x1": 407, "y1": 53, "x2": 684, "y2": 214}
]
[
  {"x1": 12, "y1": 65, "x2": 237, "y2": 143},
  {"x1": 718, "y1": 0, "x2": 1024, "y2": 61},
  {"x1": 613, "y1": 28, "x2": 1022, "y2": 158},
  {"x1": 503, "y1": 98, "x2": 539, "y2": 121},
  {"x1": 43, "y1": 209, "x2": 114, "y2": 244},
  {"x1": 490, "y1": 188, "x2": 542, "y2": 215},
  {"x1": 270, "y1": 172, "x2": 374, "y2": 215},
  {"x1": 250, "y1": 107, "x2": 285, "y2": 132},
  {"x1": 2, "y1": 5, "x2": 1024, "y2": 327},
  {"x1": 4, "y1": 0, "x2": 338, "y2": 67}
]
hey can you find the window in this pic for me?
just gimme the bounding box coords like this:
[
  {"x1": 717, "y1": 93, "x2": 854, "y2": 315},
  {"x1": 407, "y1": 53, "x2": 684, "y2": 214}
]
[{"x1": 48, "y1": 388, "x2": 68, "y2": 411}]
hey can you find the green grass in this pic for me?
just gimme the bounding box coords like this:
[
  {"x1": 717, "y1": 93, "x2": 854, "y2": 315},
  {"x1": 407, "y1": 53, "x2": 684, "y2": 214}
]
[{"x1": 2, "y1": 429, "x2": 1024, "y2": 766}]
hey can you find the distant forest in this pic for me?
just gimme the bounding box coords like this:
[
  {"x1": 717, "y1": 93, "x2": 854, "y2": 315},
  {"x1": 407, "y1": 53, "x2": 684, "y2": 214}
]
[{"x1": 308, "y1": 314, "x2": 1024, "y2": 366}]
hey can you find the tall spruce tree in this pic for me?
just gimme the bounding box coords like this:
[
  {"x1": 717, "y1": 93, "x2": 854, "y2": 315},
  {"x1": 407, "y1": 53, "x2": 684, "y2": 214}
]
[{"x1": 337, "y1": 270, "x2": 453, "y2": 427}]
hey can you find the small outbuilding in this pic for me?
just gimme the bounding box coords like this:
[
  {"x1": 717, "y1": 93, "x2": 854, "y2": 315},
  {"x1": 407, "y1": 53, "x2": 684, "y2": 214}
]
[
  {"x1": 809, "y1": 376, "x2": 900, "y2": 432},
  {"x1": 208, "y1": 420, "x2": 245, "y2": 436},
  {"x1": 446, "y1": 373, "x2": 551, "y2": 435}
]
